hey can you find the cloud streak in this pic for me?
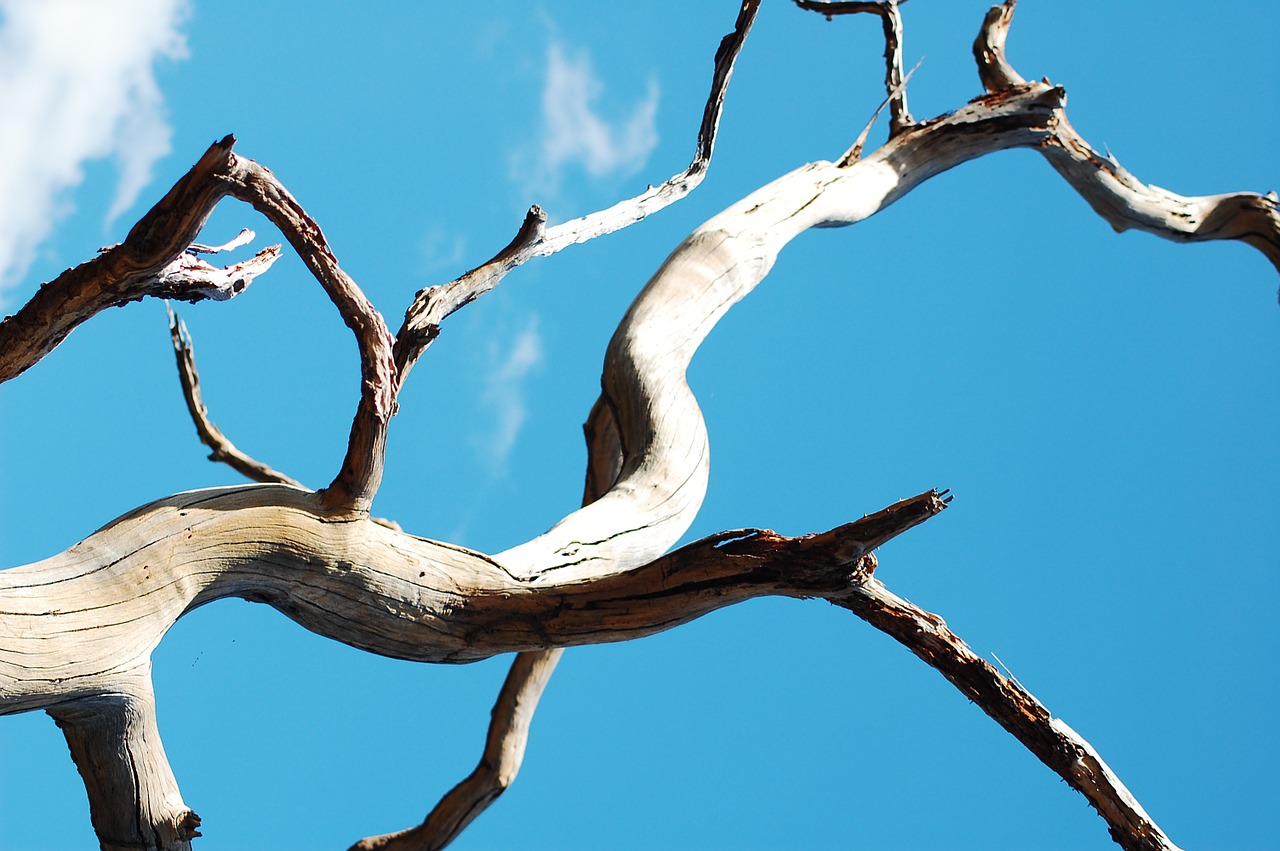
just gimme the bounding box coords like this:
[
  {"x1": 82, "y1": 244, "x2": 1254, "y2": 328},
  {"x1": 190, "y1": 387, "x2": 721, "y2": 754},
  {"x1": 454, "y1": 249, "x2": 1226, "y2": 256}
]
[
  {"x1": 480, "y1": 316, "x2": 544, "y2": 471},
  {"x1": 518, "y1": 39, "x2": 659, "y2": 197},
  {"x1": 0, "y1": 0, "x2": 189, "y2": 296}
]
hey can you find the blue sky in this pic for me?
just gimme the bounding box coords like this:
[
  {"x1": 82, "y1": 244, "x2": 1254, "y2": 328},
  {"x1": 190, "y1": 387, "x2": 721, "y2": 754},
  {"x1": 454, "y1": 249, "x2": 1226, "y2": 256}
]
[{"x1": 1, "y1": 2, "x2": 1277, "y2": 849}]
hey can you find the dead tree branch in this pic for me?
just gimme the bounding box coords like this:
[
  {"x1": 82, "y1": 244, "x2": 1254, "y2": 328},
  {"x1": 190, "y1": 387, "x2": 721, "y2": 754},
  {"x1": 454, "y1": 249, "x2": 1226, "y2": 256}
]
[
  {"x1": 836, "y1": 579, "x2": 1181, "y2": 851},
  {"x1": 973, "y1": 0, "x2": 1025, "y2": 92},
  {"x1": 349, "y1": 648, "x2": 565, "y2": 851},
  {"x1": 0, "y1": 140, "x2": 258, "y2": 384},
  {"x1": 394, "y1": 0, "x2": 761, "y2": 384},
  {"x1": 0, "y1": 3, "x2": 1273, "y2": 849},
  {"x1": 166, "y1": 307, "x2": 304, "y2": 487},
  {"x1": 794, "y1": 0, "x2": 914, "y2": 134}
]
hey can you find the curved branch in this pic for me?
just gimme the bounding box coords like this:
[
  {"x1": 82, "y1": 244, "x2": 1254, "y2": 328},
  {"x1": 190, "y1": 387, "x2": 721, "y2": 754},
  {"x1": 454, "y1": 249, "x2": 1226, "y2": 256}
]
[
  {"x1": 970, "y1": 1, "x2": 1280, "y2": 276},
  {"x1": 2, "y1": 5, "x2": 1273, "y2": 848},
  {"x1": 213, "y1": 158, "x2": 396, "y2": 513},
  {"x1": 349, "y1": 649, "x2": 564, "y2": 851},
  {"x1": 794, "y1": 0, "x2": 913, "y2": 134},
  {"x1": 0, "y1": 137, "x2": 241, "y2": 384},
  {"x1": 167, "y1": 307, "x2": 305, "y2": 488},
  {"x1": 973, "y1": 0, "x2": 1025, "y2": 92},
  {"x1": 355, "y1": 366, "x2": 630, "y2": 849},
  {"x1": 0, "y1": 487, "x2": 944, "y2": 711},
  {"x1": 0, "y1": 135, "x2": 397, "y2": 512}
]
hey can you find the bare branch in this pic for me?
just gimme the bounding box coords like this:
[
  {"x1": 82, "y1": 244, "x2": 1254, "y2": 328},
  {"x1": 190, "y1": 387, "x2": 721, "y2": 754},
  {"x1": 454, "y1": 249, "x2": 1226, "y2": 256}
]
[
  {"x1": 0, "y1": 135, "x2": 394, "y2": 512},
  {"x1": 350, "y1": 649, "x2": 565, "y2": 851},
  {"x1": 213, "y1": 157, "x2": 396, "y2": 513},
  {"x1": 394, "y1": 0, "x2": 761, "y2": 383},
  {"x1": 47, "y1": 674, "x2": 201, "y2": 851},
  {"x1": 394, "y1": 206, "x2": 547, "y2": 384},
  {"x1": 962, "y1": 1, "x2": 1279, "y2": 275},
  {"x1": 1038, "y1": 114, "x2": 1280, "y2": 276},
  {"x1": 147, "y1": 243, "x2": 281, "y2": 304},
  {"x1": 794, "y1": 0, "x2": 914, "y2": 134},
  {"x1": 0, "y1": 137, "x2": 241, "y2": 384},
  {"x1": 355, "y1": 385, "x2": 626, "y2": 849},
  {"x1": 0, "y1": 485, "x2": 946, "y2": 709},
  {"x1": 835, "y1": 581, "x2": 1183, "y2": 851},
  {"x1": 838, "y1": 57, "x2": 920, "y2": 166},
  {"x1": 2, "y1": 6, "x2": 1271, "y2": 848},
  {"x1": 973, "y1": 0, "x2": 1026, "y2": 92},
  {"x1": 166, "y1": 307, "x2": 305, "y2": 488}
]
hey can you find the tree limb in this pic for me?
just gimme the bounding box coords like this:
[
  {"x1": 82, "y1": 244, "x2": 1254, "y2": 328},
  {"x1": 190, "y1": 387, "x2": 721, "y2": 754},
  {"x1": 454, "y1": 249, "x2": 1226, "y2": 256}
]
[
  {"x1": 46, "y1": 672, "x2": 202, "y2": 851},
  {"x1": 356, "y1": 352, "x2": 629, "y2": 851},
  {"x1": 0, "y1": 138, "x2": 247, "y2": 384},
  {"x1": 394, "y1": 0, "x2": 762, "y2": 384},
  {"x1": 835, "y1": 580, "x2": 1182, "y2": 851},
  {"x1": 211, "y1": 157, "x2": 397, "y2": 514},
  {"x1": 1, "y1": 4, "x2": 1273, "y2": 849},
  {"x1": 973, "y1": 0, "x2": 1025, "y2": 92},
  {"x1": 794, "y1": 0, "x2": 914, "y2": 134},
  {"x1": 349, "y1": 649, "x2": 565, "y2": 851}
]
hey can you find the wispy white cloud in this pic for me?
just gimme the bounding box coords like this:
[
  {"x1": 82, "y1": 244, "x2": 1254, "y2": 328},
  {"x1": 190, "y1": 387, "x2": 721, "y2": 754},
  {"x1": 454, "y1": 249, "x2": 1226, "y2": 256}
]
[
  {"x1": 418, "y1": 223, "x2": 467, "y2": 278},
  {"x1": 479, "y1": 316, "x2": 544, "y2": 471},
  {"x1": 0, "y1": 0, "x2": 189, "y2": 297},
  {"x1": 516, "y1": 40, "x2": 659, "y2": 197}
]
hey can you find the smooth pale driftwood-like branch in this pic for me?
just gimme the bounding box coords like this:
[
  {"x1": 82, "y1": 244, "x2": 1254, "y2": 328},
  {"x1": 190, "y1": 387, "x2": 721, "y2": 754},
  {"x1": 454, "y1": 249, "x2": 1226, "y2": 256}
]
[{"x1": 1, "y1": 3, "x2": 1275, "y2": 849}]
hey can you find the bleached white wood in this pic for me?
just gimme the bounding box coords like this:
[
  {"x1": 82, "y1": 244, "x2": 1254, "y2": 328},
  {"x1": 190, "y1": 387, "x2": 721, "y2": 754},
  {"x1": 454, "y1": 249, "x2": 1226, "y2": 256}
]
[{"x1": 0, "y1": 3, "x2": 1275, "y2": 849}]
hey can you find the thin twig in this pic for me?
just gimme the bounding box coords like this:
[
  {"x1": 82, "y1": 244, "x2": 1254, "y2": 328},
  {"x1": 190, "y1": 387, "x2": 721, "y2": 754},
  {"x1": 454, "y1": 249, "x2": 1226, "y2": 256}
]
[
  {"x1": 166, "y1": 306, "x2": 304, "y2": 488},
  {"x1": 838, "y1": 56, "x2": 921, "y2": 166}
]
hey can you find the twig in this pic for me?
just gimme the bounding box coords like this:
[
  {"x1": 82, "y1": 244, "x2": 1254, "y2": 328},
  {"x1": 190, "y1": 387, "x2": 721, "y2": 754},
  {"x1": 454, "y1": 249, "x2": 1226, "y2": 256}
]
[{"x1": 166, "y1": 306, "x2": 304, "y2": 488}]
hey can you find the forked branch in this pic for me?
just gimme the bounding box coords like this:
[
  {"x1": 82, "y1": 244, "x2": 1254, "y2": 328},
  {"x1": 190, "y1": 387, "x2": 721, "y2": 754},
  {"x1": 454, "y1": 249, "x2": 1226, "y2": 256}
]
[
  {"x1": 0, "y1": 3, "x2": 1273, "y2": 850},
  {"x1": 794, "y1": 0, "x2": 914, "y2": 134}
]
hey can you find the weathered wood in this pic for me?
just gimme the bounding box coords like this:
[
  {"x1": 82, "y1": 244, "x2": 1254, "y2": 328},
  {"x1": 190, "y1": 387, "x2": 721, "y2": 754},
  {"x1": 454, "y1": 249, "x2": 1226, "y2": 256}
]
[
  {"x1": 1, "y1": 2, "x2": 1275, "y2": 849},
  {"x1": 838, "y1": 580, "x2": 1182, "y2": 851}
]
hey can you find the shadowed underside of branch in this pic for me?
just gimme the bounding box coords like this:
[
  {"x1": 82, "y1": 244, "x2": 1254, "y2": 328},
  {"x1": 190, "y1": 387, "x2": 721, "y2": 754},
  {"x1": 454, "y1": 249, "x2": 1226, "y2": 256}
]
[{"x1": 1, "y1": 2, "x2": 1275, "y2": 850}]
